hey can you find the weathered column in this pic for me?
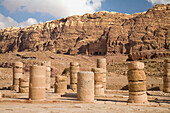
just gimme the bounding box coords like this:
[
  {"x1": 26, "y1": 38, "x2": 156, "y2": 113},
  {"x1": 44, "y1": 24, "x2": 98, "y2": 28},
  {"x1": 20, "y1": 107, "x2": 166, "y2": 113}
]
[
  {"x1": 41, "y1": 61, "x2": 51, "y2": 90},
  {"x1": 29, "y1": 66, "x2": 46, "y2": 100},
  {"x1": 163, "y1": 59, "x2": 170, "y2": 93},
  {"x1": 127, "y1": 61, "x2": 148, "y2": 103},
  {"x1": 70, "y1": 62, "x2": 79, "y2": 91},
  {"x1": 97, "y1": 58, "x2": 106, "y2": 90},
  {"x1": 77, "y1": 72, "x2": 94, "y2": 102},
  {"x1": 54, "y1": 75, "x2": 67, "y2": 93},
  {"x1": 91, "y1": 68, "x2": 105, "y2": 96},
  {"x1": 97, "y1": 58, "x2": 106, "y2": 69},
  {"x1": 19, "y1": 77, "x2": 29, "y2": 93},
  {"x1": 13, "y1": 62, "x2": 23, "y2": 92}
]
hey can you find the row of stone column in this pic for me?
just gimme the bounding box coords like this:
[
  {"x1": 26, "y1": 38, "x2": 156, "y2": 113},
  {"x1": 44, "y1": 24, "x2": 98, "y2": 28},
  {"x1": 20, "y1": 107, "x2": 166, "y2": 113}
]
[
  {"x1": 12, "y1": 61, "x2": 51, "y2": 93},
  {"x1": 12, "y1": 58, "x2": 170, "y2": 102}
]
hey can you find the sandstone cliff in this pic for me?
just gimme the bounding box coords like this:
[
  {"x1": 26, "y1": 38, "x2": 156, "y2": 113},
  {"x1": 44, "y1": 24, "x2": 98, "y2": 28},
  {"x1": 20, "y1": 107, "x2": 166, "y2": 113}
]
[{"x1": 0, "y1": 4, "x2": 169, "y2": 57}]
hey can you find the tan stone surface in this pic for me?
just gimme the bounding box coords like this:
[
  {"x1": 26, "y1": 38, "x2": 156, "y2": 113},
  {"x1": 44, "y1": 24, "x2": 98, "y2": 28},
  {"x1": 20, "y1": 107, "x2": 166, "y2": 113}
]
[
  {"x1": 70, "y1": 62, "x2": 79, "y2": 91},
  {"x1": 128, "y1": 81, "x2": 146, "y2": 92},
  {"x1": 29, "y1": 66, "x2": 46, "y2": 100},
  {"x1": 128, "y1": 62, "x2": 144, "y2": 70},
  {"x1": 128, "y1": 92, "x2": 148, "y2": 103},
  {"x1": 97, "y1": 58, "x2": 106, "y2": 69},
  {"x1": 127, "y1": 70, "x2": 146, "y2": 81},
  {"x1": 54, "y1": 82, "x2": 67, "y2": 94},
  {"x1": 77, "y1": 72, "x2": 94, "y2": 102}
]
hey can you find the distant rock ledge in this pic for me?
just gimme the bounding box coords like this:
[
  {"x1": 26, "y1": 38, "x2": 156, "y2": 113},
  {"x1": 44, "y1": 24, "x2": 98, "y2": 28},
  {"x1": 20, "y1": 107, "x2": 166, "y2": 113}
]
[{"x1": 0, "y1": 4, "x2": 169, "y2": 60}]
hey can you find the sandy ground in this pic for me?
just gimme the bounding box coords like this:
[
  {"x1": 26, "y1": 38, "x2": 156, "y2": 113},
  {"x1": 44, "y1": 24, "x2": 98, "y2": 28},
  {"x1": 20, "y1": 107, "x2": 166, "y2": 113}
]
[{"x1": 0, "y1": 102, "x2": 169, "y2": 113}]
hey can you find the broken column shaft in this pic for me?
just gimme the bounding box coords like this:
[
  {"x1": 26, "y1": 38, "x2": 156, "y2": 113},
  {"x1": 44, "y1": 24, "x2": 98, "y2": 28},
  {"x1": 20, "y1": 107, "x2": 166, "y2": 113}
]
[
  {"x1": 77, "y1": 71, "x2": 94, "y2": 102},
  {"x1": 92, "y1": 68, "x2": 105, "y2": 96},
  {"x1": 41, "y1": 61, "x2": 51, "y2": 90},
  {"x1": 19, "y1": 77, "x2": 29, "y2": 93},
  {"x1": 29, "y1": 66, "x2": 46, "y2": 100},
  {"x1": 97, "y1": 58, "x2": 106, "y2": 90},
  {"x1": 127, "y1": 61, "x2": 148, "y2": 103},
  {"x1": 70, "y1": 62, "x2": 79, "y2": 91},
  {"x1": 163, "y1": 59, "x2": 170, "y2": 93},
  {"x1": 54, "y1": 75, "x2": 67, "y2": 93},
  {"x1": 13, "y1": 62, "x2": 23, "y2": 92}
]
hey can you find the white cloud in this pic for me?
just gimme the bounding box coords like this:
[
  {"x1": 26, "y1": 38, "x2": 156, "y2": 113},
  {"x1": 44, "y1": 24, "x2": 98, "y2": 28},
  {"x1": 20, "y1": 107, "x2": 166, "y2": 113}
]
[
  {"x1": 1, "y1": 0, "x2": 105, "y2": 18},
  {"x1": 0, "y1": 13, "x2": 38, "y2": 29},
  {"x1": 147, "y1": 0, "x2": 170, "y2": 5}
]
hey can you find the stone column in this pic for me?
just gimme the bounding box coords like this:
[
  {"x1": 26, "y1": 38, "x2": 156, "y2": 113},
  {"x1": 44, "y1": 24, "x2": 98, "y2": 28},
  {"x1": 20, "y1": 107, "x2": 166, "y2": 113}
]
[
  {"x1": 54, "y1": 75, "x2": 67, "y2": 93},
  {"x1": 13, "y1": 62, "x2": 23, "y2": 92},
  {"x1": 97, "y1": 58, "x2": 106, "y2": 90},
  {"x1": 19, "y1": 77, "x2": 29, "y2": 93},
  {"x1": 70, "y1": 62, "x2": 79, "y2": 91},
  {"x1": 77, "y1": 72, "x2": 94, "y2": 102},
  {"x1": 127, "y1": 61, "x2": 148, "y2": 103},
  {"x1": 97, "y1": 58, "x2": 106, "y2": 69},
  {"x1": 41, "y1": 61, "x2": 51, "y2": 90},
  {"x1": 91, "y1": 68, "x2": 105, "y2": 96},
  {"x1": 29, "y1": 66, "x2": 46, "y2": 100},
  {"x1": 163, "y1": 59, "x2": 170, "y2": 93}
]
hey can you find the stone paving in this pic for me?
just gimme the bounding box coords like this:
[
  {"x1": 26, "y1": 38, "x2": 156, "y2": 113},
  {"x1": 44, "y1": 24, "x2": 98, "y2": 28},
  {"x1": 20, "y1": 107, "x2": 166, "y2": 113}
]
[{"x1": 0, "y1": 90, "x2": 169, "y2": 107}]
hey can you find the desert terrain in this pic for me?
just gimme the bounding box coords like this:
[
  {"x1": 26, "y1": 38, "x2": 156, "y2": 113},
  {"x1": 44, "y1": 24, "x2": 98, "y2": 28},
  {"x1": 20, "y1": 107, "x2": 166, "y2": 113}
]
[{"x1": 0, "y1": 51, "x2": 169, "y2": 113}]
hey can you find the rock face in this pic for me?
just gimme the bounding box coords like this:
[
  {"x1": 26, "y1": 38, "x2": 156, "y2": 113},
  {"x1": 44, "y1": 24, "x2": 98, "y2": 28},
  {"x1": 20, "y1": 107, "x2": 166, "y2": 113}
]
[{"x1": 0, "y1": 4, "x2": 169, "y2": 56}]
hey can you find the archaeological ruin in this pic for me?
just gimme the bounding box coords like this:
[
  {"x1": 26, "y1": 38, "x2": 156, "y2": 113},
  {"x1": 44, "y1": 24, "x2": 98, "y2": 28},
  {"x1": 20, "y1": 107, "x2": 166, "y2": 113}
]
[
  {"x1": 0, "y1": 3, "x2": 169, "y2": 113},
  {"x1": 0, "y1": 58, "x2": 169, "y2": 104}
]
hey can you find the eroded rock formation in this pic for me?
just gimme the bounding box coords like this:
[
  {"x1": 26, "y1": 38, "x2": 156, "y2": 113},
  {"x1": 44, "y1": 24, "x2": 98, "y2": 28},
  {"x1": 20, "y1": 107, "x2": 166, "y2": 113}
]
[{"x1": 0, "y1": 4, "x2": 169, "y2": 57}]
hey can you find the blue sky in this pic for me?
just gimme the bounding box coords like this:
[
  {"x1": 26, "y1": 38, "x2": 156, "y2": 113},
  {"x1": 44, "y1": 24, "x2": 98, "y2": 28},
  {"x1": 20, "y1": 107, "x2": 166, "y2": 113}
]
[{"x1": 0, "y1": 0, "x2": 169, "y2": 29}]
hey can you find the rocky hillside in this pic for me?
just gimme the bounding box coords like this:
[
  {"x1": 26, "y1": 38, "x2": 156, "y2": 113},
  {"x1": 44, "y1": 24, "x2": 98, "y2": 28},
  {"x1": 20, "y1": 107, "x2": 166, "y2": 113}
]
[{"x1": 0, "y1": 4, "x2": 169, "y2": 55}]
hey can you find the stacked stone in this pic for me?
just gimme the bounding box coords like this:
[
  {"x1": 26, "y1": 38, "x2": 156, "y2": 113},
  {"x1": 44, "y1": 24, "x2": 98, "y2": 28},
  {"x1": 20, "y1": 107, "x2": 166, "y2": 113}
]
[
  {"x1": 19, "y1": 77, "x2": 29, "y2": 93},
  {"x1": 54, "y1": 75, "x2": 67, "y2": 93},
  {"x1": 41, "y1": 61, "x2": 51, "y2": 90},
  {"x1": 97, "y1": 58, "x2": 106, "y2": 90},
  {"x1": 91, "y1": 68, "x2": 105, "y2": 96},
  {"x1": 29, "y1": 66, "x2": 46, "y2": 100},
  {"x1": 13, "y1": 62, "x2": 23, "y2": 92},
  {"x1": 163, "y1": 59, "x2": 170, "y2": 93},
  {"x1": 70, "y1": 62, "x2": 79, "y2": 91},
  {"x1": 127, "y1": 61, "x2": 148, "y2": 103},
  {"x1": 77, "y1": 72, "x2": 94, "y2": 102}
]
